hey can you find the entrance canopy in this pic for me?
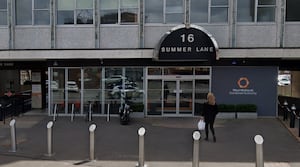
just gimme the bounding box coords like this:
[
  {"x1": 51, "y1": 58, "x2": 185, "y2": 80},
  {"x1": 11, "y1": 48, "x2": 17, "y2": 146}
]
[{"x1": 154, "y1": 24, "x2": 219, "y2": 62}]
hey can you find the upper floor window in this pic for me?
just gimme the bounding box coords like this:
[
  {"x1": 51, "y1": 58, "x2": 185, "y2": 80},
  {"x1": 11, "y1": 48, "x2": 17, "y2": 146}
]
[
  {"x1": 0, "y1": 0, "x2": 7, "y2": 25},
  {"x1": 100, "y1": 0, "x2": 138, "y2": 24},
  {"x1": 237, "y1": 0, "x2": 276, "y2": 22},
  {"x1": 57, "y1": 0, "x2": 93, "y2": 25},
  {"x1": 16, "y1": 0, "x2": 50, "y2": 25},
  {"x1": 286, "y1": 0, "x2": 300, "y2": 21},
  {"x1": 190, "y1": 0, "x2": 228, "y2": 23},
  {"x1": 145, "y1": 0, "x2": 184, "y2": 24}
]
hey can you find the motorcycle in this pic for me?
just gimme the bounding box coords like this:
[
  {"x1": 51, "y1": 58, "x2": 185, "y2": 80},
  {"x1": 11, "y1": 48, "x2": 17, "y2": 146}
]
[{"x1": 119, "y1": 100, "x2": 132, "y2": 125}]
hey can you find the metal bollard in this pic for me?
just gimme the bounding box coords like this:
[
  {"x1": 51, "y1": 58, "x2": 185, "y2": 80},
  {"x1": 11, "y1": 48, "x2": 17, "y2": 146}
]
[
  {"x1": 9, "y1": 119, "x2": 17, "y2": 152},
  {"x1": 290, "y1": 104, "x2": 296, "y2": 128},
  {"x1": 192, "y1": 131, "x2": 201, "y2": 167},
  {"x1": 53, "y1": 104, "x2": 57, "y2": 121},
  {"x1": 137, "y1": 127, "x2": 146, "y2": 167},
  {"x1": 45, "y1": 121, "x2": 54, "y2": 156},
  {"x1": 283, "y1": 100, "x2": 288, "y2": 121},
  {"x1": 88, "y1": 102, "x2": 92, "y2": 122},
  {"x1": 254, "y1": 135, "x2": 264, "y2": 167},
  {"x1": 107, "y1": 103, "x2": 110, "y2": 122},
  {"x1": 71, "y1": 103, "x2": 75, "y2": 122},
  {"x1": 89, "y1": 124, "x2": 97, "y2": 161}
]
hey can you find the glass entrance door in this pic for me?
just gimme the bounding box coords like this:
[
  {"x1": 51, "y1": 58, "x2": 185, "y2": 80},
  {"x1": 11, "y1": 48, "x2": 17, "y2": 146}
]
[{"x1": 163, "y1": 80, "x2": 193, "y2": 116}]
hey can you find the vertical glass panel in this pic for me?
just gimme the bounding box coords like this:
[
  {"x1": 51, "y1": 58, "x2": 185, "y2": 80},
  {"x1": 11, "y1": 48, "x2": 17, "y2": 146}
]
[
  {"x1": 166, "y1": 0, "x2": 183, "y2": 13},
  {"x1": 57, "y1": 11, "x2": 74, "y2": 24},
  {"x1": 237, "y1": 0, "x2": 254, "y2": 22},
  {"x1": 121, "y1": 8, "x2": 138, "y2": 23},
  {"x1": 35, "y1": 0, "x2": 49, "y2": 9},
  {"x1": 211, "y1": 0, "x2": 228, "y2": 5},
  {"x1": 179, "y1": 81, "x2": 193, "y2": 114},
  {"x1": 57, "y1": 0, "x2": 74, "y2": 10},
  {"x1": 0, "y1": 0, "x2": 7, "y2": 9},
  {"x1": 83, "y1": 68, "x2": 102, "y2": 114},
  {"x1": 104, "y1": 68, "x2": 123, "y2": 114},
  {"x1": 34, "y1": 10, "x2": 50, "y2": 25},
  {"x1": 16, "y1": 0, "x2": 32, "y2": 25},
  {"x1": 147, "y1": 80, "x2": 162, "y2": 115},
  {"x1": 258, "y1": 0, "x2": 275, "y2": 5},
  {"x1": 0, "y1": 11, "x2": 7, "y2": 25},
  {"x1": 76, "y1": 9, "x2": 93, "y2": 24},
  {"x1": 257, "y1": 7, "x2": 275, "y2": 22},
  {"x1": 77, "y1": 0, "x2": 93, "y2": 8},
  {"x1": 145, "y1": 0, "x2": 163, "y2": 23},
  {"x1": 190, "y1": 0, "x2": 208, "y2": 23},
  {"x1": 101, "y1": 10, "x2": 118, "y2": 24},
  {"x1": 52, "y1": 69, "x2": 65, "y2": 114},
  {"x1": 67, "y1": 69, "x2": 81, "y2": 114},
  {"x1": 100, "y1": 0, "x2": 118, "y2": 9},
  {"x1": 163, "y1": 81, "x2": 176, "y2": 114},
  {"x1": 211, "y1": 7, "x2": 228, "y2": 22},
  {"x1": 286, "y1": 0, "x2": 300, "y2": 21},
  {"x1": 166, "y1": 13, "x2": 184, "y2": 23},
  {"x1": 194, "y1": 80, "x2": 209, "y2": 115},
  {"x1": 148, "y1": 67, "x2": 162, "y2": 75},
  {"x1": 121, "y1": 0, "x2": 138, "y2": 8}
]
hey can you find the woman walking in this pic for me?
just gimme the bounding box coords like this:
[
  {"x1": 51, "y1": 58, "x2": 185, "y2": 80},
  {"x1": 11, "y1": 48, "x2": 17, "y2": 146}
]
[{"x1": 202, "y1": 92, "x2": 218, "y2": 142}]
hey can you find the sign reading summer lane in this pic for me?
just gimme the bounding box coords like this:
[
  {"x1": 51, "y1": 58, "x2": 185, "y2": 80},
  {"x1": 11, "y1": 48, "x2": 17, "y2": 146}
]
[{"x1": 154, "y1": 24, "x2": 219, "y2": 62}]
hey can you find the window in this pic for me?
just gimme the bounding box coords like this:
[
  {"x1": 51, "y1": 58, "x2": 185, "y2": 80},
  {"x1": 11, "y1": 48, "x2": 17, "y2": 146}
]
[
  {"x1": 286, "y1": 0, "x2": 300, "y2": 21},
  {"x1": 57, "y1": 0, "x2": 93, "y2": 25},
  {"x1": 100, "y1": 0, "x2": 138, "y2": 24},
  {"x1": 190, "y1": 0, "x2": 228, "y2": 23},
  {"x1": 145, "y1": 0, "x2": 184, "y2": 24},
  {"x1": 237, "y1": 0, "x2": 275, "y2": 22},
  {"x1": 0, "y1": 0, "x2": 7, "y2": 25},
  {"x1": 16, "y1": 0, "x2": 50, "y2": 25}
]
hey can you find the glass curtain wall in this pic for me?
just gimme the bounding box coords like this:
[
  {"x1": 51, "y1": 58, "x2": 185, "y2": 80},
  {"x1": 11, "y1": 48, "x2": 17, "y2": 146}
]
[{"x1": 49, "y1": 67, "x2": 144, "y2": 116}]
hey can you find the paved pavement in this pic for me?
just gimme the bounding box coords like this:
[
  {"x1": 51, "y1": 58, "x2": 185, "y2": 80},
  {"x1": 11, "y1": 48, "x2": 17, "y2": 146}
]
[{"x1": 0, "y1": 113, "x2": 300, "y2": 167}]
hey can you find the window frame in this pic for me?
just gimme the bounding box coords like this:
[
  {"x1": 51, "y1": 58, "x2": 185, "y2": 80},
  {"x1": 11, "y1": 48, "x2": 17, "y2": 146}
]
[
  {"x1": 15, "y1": 0, "x2": 50, "y2": 25},
  {"x1": 100, "y1": 0, "x2": 139, "y2": 25},
  {"x1": 237, "y1": 0, "x2": 276, "y2": 23},
  {"x1": 56, "y1": 0, "x2": 94, "y2": 25},
  {"x1": 0, "y1": 0, "x2": 8, "y2": 26},
  {"x1": 189, "y1": 0, "x2": 229, "y2": 24}
]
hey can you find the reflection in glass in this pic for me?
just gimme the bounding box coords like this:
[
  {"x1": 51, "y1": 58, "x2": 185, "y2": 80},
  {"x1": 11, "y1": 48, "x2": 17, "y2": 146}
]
[
  {"x1": 145, "y1": 0, "x2": 163, "y2": 23},
  {"x1": 121, "y1": 9, "x2": 138, "y2": 23},
  {"x1": 190, "y1": 0, "x2": 208, "y2": 23},
  {"x1": 0, "y1": 0, "x2": 7, "y2": 9},
  {"x1": 83, "y1": 68, "x2": 101, "y2": 114},
  {"x1": 211, "y1": 7, "x2": 228, "y2": 23},
  {"x1": 286, "y1": 0, "x2": 300, "y2": 21},
  {"x1": 195, "y1": 67, "x2": 210, "y2": 75},
  {"x1": 57, "y1": 11, "x2": 74, "y2": 24},
  {"x1": 35, "y1": 0, "x2": 49, "y2": 9},
  {"x1": 57, "y1": 0, "x2": 74, "y2": 10},
  {"x1": 147, "y1": 80, "x2": 162, "y2": 115},
  {"x1": 76, "y1": 9, "x2": 93, "y2": 24},
  {"x1": 34, "y1": 10, "x2": 50, "y2": 25},
  {"x1": 258, "y1": 0, "x2": 275, "y2": 5},
  {"x1": 257, "y1": 7, "x2": 275, "y2": 22},
  {"x1": 194, "y1": 80, "x2": 209, "y2": 115},
  {"x1": 211, "y1": 0, "x2": 228, "y2": 5},
  {"x1": 16, "y1": 0, "x2": 32, "y2": 25},
  {"x1": 76, "y1": 0, "x2": 93, "y2": 8},
  {"x1": 164, "y1": 67, "x2": 193, "y2": 75},
  {"x1": 237, "y1": 0, "x2": 254, "y2": 22},
  {"x1": 148, "y1": 68, "x2": 162, "y2": 75},
  {"x1": 0, "y1": 11, "x2": 7, "y2": 25},
  {"x1": 101, "y1": 10, "x2": 118, "y2": 24}
]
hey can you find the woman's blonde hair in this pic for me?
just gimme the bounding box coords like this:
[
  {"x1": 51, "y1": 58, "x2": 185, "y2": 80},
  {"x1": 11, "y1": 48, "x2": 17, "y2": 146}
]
[{"x1": 207, "y1": 92, "x2": 216, "y2": 105}]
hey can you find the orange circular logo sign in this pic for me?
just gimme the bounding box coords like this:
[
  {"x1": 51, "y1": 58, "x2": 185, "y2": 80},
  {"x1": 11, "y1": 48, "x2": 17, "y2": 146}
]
[{"x1": 237, "y1": 77, "x2": 249, "y2": 89}]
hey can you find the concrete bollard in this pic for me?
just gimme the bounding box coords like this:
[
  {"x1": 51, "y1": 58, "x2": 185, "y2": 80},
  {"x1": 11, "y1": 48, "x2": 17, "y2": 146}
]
[
  {"x1": 192, "y1": 131, "x2": 201, "y2": 167},
  {"x1": 254, "y1": 135, "x2": 264, "y2": 167},
  {"x1": 137, "y1": 127, "x2": 146, "y2": 167},
  {"x1": 89, "y1": 124, "x2": 97, "y2": 161},
  {"x1": 9, "y1": 119, "x2": 17, "y2": 152},
  {"x1": 45, "y1": 121, "x2": 54, "y2": 156}
]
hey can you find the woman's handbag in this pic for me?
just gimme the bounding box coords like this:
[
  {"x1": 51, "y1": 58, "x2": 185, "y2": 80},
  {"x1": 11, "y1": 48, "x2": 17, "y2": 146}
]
[{"x1": 197, "y1": 119, "x2": 206, "y2": 130}]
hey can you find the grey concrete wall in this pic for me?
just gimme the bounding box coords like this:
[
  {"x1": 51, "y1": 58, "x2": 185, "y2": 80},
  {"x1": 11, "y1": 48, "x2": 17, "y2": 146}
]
[
  {"x1": 284, "y1": 23, "x2": 300, "y2": 47},
  {"x1": 0, "y1": 28, "x2": 9, "y2": 49},
  {"x1": 14, "y1": 27, "x2": 51, "y2": 49},
  {"x1": 236, "y1": 24, "x2": 278, "y2": 47},
  {"x1": 99, "y1": 26, "x2": 139, "y2": 48},
  {"x1": 144, "y1": 25, "x2": 230, "y2": 48},
  {"x1": 56, "y1": 27, "x2": 95, "y2": 49}
]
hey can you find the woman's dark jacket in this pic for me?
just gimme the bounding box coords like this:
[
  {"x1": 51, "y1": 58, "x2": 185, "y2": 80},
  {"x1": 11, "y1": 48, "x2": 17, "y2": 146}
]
[{"x1": 202, "y1": 102, "x2": 218, "y2": 123}]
